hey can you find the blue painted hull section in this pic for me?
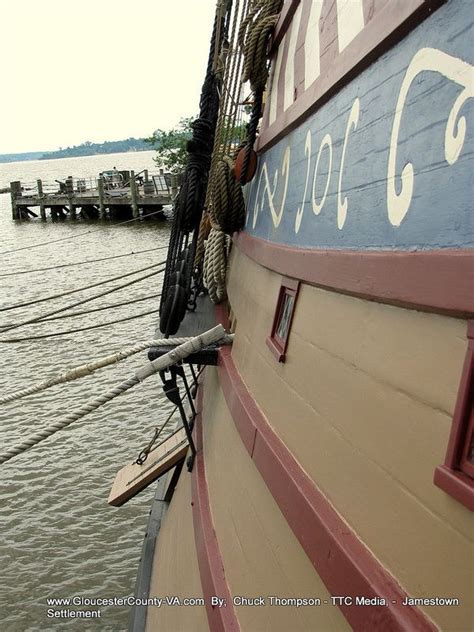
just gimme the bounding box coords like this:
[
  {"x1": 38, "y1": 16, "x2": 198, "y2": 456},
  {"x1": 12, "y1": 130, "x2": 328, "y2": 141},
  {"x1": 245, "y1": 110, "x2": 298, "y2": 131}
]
[{"x1": 245, "y1": 0, "x2": 473, "y2": 251}]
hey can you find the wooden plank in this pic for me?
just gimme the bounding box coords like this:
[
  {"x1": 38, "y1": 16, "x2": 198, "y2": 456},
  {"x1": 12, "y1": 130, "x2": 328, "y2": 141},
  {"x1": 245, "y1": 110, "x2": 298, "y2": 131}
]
[{"x1": 108, "y1": 427, "x2": 188, "y2": 507}]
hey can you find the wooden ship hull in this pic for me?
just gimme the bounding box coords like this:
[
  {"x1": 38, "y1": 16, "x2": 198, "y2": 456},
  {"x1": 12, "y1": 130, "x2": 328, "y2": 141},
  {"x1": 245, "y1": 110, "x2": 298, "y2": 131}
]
[{"x1": 123, "y1": 1, "x2": 473, "y2": 630}]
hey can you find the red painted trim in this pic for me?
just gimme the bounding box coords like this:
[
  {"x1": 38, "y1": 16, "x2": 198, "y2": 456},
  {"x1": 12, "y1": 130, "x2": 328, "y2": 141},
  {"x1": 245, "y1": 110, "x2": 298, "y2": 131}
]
[
  {"x1": 258, "y1": 0, "x2": 445, "y2": 152},
  {"x1": 266, "y1": 277, "x2": 300, "y2": 362},
  {"x1": 234, "y1": 232, "x2": 474, "y2": 317},
  {"x1": 319, "y1": 0, "x2": 339, "y2": 77},
  {"x1": 191, "y1": 382, "x2": 240, "y2": 632},
  {"x1": 217, "y1": 346, "x2": 436, "y2": 631},
  {"x1": 433, "y1": 466, "x2": 474, "y2": 511},
  {"x1": 271, "y1": 0, "x2": 301, "y2": 52},
  {"x1": 363, "y1": 0, "x2": 391, "y2": 24},
  {"x1": 293, "y1": 0, "x2": 310, "y2": 101},
  {"x1": 276, "y1": 28, "x2": 290, "y2": 120},
  {"x1": 433, "y1": 327, "x2": 474, "y2": 511}
]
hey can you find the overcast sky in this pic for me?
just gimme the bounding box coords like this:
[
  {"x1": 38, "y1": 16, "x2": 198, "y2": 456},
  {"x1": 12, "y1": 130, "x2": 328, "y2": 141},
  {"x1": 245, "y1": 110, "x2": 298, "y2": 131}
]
[{"x1": 0, "y1": 0, "x2": 217, "y2": 153}]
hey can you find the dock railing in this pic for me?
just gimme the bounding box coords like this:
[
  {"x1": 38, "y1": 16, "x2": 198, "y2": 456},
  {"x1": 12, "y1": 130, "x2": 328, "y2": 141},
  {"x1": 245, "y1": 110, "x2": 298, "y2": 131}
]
[{"x1": 9, "y1": 169, "x2": 177, "y2": 221}]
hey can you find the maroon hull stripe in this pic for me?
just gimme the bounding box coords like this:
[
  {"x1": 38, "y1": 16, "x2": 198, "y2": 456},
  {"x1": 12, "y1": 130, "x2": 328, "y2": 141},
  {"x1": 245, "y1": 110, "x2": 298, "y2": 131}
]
[
  {"x1": 217, "y1": 345, "x2": 437, "y2": 631},
  {"x1": 191, "y1": 383, "x2": 240, "y2": 632},
  {"x1": 234, "y1": 232, "x2": 474, "y2": 317}
]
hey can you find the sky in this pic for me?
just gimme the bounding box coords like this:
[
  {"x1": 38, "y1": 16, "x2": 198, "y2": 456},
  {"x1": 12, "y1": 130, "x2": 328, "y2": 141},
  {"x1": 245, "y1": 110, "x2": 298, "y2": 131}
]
[{"x1": 0, "y1": 0, "x2": 217, "y2": 153}]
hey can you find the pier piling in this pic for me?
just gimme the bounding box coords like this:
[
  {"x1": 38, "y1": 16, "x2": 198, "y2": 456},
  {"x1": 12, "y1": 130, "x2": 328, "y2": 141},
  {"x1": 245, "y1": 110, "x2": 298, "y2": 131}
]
[
  {"x1": 130, "y1": 171, "x2": 139, "y2": 218},
  {"x1": 37, "y1": 179, "x2": 46, "y2": 221}
]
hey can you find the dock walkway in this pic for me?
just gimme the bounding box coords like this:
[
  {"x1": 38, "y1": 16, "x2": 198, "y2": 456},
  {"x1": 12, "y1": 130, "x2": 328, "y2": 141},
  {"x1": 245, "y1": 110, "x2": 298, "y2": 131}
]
[{"x1": 10, "y1": 169, "x2": 180, "y2": 221}]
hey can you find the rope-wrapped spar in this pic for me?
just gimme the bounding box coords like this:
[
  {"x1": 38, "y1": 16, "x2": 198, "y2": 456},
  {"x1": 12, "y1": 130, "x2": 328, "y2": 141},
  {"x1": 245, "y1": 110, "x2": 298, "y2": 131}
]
[{"x1": 0, "y1": 325, "x2": 230, "y2": 465}]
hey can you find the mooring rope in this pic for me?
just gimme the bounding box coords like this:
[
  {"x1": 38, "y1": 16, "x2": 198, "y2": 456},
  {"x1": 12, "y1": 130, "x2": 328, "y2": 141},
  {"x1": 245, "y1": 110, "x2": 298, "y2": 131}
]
[
  {"x1": 0, "y1": 246, "x2": 167, "y2": 278},
  {"x1": 0, "y1": 307, "x2": 163, "y2": 343},
  {"x1": 0, "y1": 325, "x2": 229, "y2": 464},
  {"x1": 0, "y1": 209, "x2": 168, "y2": 257},
  {"x1": 0, "y1": 292, "x2": 162, "y2": 329},
  {"x1": 0, "y1": 266, "x2": 165, "y2": 335},
  {"x1": 0, "y1": 260, "x2": 165, "y2": 313},
  {"x1": 0, "y1": 335, "x2": 232, "y2": 405}
]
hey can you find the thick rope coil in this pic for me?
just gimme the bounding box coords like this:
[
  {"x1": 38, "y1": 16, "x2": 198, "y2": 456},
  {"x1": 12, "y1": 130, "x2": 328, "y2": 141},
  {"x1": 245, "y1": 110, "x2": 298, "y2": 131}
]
[
  {"x1": 238, "y1": 0, "x2": 282, "y2": 183},
  {"x1": 209, "y1": 157, "x2": 246, "y2": 235},
  {"x1": 239, "y1": 0, "x2": 281, "y2": 91},
  {"x1": 203, "y1": 228, "x2": 228, "y2": 304},
  {"x1": 0, "y1": 326, "x2": 230, "y2": 464},
  {"x1": 195, "y1": 212, "x2": 212, "y2": 267}
]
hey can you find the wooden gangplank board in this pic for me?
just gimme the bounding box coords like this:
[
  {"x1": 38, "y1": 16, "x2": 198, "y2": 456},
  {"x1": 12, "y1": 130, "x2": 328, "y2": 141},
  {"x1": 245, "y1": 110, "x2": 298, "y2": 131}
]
[{"x1": 108, "y1": 427, "x2": 188, "y2": 507}]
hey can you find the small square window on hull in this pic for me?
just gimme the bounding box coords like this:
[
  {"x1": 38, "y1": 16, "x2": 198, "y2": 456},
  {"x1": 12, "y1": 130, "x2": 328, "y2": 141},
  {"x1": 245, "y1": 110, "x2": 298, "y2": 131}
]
[{"x1": 266, "y1": 277, "x2": 300, "y2": 363}]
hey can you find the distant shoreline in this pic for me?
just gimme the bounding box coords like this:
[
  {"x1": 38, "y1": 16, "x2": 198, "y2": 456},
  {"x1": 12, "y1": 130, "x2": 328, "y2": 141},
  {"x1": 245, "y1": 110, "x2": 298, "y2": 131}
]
[{"x1": 0, "y1": 139, "x2": 152, "y2": 164}]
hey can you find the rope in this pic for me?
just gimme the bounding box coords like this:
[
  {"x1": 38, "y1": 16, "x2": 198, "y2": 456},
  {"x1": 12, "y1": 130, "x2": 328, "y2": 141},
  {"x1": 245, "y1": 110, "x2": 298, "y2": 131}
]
[
  {"x1": 0, "y1": 246, "x2": 167, "y2": 278},
  {"x1": 209, "y1": 156, "x2": 245, "y2": 234},
  {"x1": 135, "y1": 365, "x2": 205, "y2": 464},
  {"x1": 0, "y1": 267, "x2": 165, "y2": 335},
  {"x1": 203, "y1": 228, "x2": 228, "y2": 304},
  {"x1": 238, "y1": 0, "x2": 282, "y2": 184},
  {"x1": 159, "y1": 1, "x2": 230, "y2": 335},
  {"x1": 0, "y1": 336, "x2": 232, "y2": 405},
  {"x1": 0, "y1": 260, "x2": 165, "y2": 313},
  {"x1": 0, "y1": 325, "x2": 228, "y2": 464},
  {"x1": 0, "y1": 307, "x2": 162, "y2": 343},
  {"x1": 0, "y1": 209, "x2": 168, "y2": 257},
  {"x1": 0, "y1": 293, "x2": 162, "y2": 329}
]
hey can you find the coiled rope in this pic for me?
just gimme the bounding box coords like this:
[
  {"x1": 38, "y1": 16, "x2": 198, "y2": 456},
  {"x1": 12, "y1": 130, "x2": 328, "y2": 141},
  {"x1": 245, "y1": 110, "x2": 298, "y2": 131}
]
[
  {"x1": 0, "y1": 325, "x2": 230, "y2": 464},
  {"x1": 203, "y1": 228, "x2": 229, "y2": 303},
  {"x1": 158, "y1": 2, "x2": 230, "y2": 335},
  {"x1": 200, "y1": 0, "x2": 282, "y2": 303}
]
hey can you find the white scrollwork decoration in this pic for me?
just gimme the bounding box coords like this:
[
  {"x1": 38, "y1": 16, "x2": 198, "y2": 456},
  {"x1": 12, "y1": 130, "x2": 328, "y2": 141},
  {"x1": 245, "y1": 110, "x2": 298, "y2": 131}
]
[
  {"x1": 295, "y1": 130, "x2": 312, "y2": 233},
  {"x1": 338, "y1": 98, "x2": 360, "y2": 229},
  {"x1": 387, "y1": 47, "x2": 474, "y2": 226},
  {"x1": 312, "y1": 133, "x2": 332, "y2": 215},
  {"x1": 252, "y1": 146, "x2": 290, "y2": 229}
]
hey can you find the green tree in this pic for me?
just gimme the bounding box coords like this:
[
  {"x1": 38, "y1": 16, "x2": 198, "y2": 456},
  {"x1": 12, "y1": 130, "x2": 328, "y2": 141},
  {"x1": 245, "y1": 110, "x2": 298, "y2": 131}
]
[{"x1": 145, "y1": 117, "x2": 194, "y2": 173}]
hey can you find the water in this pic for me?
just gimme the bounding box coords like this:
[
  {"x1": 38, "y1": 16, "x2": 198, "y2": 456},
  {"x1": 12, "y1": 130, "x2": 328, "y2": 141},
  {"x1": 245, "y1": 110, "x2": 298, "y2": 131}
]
[{"x1": 0, "y1": 151, "x2": 174, "y2": 631}]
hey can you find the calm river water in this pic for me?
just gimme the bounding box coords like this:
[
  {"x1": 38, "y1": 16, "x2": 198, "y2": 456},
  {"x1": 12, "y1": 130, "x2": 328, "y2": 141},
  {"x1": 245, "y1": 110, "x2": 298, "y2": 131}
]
[{"x1": 0, "y1": 151, "x2": 174, "y2": 631}]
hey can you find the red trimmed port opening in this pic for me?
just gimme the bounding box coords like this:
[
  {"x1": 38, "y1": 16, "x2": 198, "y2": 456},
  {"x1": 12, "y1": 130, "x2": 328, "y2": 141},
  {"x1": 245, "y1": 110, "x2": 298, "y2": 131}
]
[
  {"x1": 434, "y1": 320, "x2": 474, "y2": 511},
  {"x1": 266, "y1": 277, "x2": 300, "y2": 362}
]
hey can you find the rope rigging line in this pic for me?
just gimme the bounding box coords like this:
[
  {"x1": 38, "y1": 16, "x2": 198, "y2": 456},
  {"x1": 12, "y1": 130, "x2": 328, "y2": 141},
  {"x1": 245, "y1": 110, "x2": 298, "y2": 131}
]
[
  {"x1": 0, "y1": 260, "x2": 165, "y2": 313},
  {"x1": 0, "y1": 246, "x2": 168, "y2": 278},
  {"x1": 0, "y1": 325, "x2": 229, "y2": 464},
  {"x1": 0, "y1": 209, "x2": 168, "y2": 257},
  {"x1": 0, "y1": 337, "x2": 227, "y2": 405},
  {"x1": 0, "y1": 306, "x2": 162, "y2": 343},
  {"x1": 158, "y1": 1, "x2": 231, "y2": 336},
  {"x1": 197, "y1": 0, "x2": 282, "y2": 304},
  {"x1": 135, "y1": 365, "x2": 205, "y2": 465},
  {"x1": 0, "y1": 266, "x2": 165, "y2": 335},
  {"x1": 0, "y1": 293, "x2": 162, "y2": 329}
]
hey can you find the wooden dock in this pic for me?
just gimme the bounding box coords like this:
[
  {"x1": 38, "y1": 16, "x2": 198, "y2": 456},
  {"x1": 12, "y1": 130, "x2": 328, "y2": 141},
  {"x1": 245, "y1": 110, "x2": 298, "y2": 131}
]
[{"x1": 10, "y1": 169, "x2": 180, "y2": 221}]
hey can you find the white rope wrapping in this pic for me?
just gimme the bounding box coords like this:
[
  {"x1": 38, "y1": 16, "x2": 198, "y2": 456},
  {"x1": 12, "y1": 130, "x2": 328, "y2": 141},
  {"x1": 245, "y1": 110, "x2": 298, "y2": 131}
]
[
  {"x1": 203, "y1": 228, "x2": 228, "y2": 304},
  {"x1": 0, "y1": 325, "x2": 229, "y2": 464},
  {"x1": 0, "y1": 334, "x2": 234, "y2": 405}
]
